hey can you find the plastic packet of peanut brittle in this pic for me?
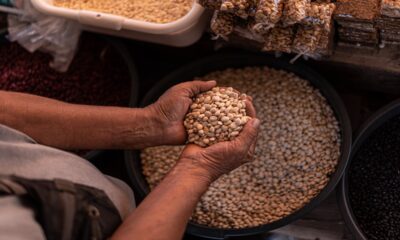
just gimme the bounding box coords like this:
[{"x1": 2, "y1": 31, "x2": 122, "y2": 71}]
[
  {"x1": 302, "y1": 3, "x2": 335, "y2": 30},
  {"x1": 210, "y1": 11, "x2": 236, "y2": 40},
  {"x1": 292, "y1": 25, "x2": 323, "y2": 54},
  {"x1": 249, "y1": 19, "x2": 273, "y2": 35},
  {"x1": 282, "y1": 0, "x2": 310, "y2": 26},
  {"x1": 254, "y1": 0, "x2": 284, "y2": 27},
  {"x1": 220, "y1": 0, "x2": 256, "y2": 19},
  {"x1": 262, "y1": 26, "x2": 295, "y2": 53}
]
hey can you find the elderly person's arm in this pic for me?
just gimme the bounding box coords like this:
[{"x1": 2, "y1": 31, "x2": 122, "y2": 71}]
[
  {"x1": 111, "y1": 117, "x2": 260, "y2": 240},
  {"x1": 0, "y1": 81, "x2": 216, "y2": 150}
]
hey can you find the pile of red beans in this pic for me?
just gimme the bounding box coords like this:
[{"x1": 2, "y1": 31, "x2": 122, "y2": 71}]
[{"x1": 0, "y1": 34, "x2": 131, "y2": 107}]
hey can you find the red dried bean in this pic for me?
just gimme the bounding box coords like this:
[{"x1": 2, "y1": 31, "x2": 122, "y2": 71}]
[{"x1": 0, "y1": 34, "x2": 131, "y2": 107}]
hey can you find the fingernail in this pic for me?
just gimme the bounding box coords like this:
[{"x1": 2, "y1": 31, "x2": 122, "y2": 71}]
[
  {"x1": 252, "y1": 118, "x2": 260, "y2": 128},
  {"x1": 207, "y1": 80, "x2": 217, "y2": 85}
]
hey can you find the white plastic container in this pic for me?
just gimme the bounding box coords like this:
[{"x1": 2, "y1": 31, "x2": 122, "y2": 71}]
[{"x1": 30, "y1": 0, "x2": 210, "y2": 47}]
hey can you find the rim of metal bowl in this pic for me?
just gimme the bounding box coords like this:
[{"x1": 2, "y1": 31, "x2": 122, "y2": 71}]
[
  {"x1": 125, "y1": 53, "x2": 352, "y2": 239},
  {"x1": 338, "y1": 98, "x2": 400, "y2": 240}
]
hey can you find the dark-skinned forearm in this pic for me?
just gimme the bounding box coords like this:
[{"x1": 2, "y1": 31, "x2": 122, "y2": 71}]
[
  {"x1": 0, "y1": 91, "x2": 163, "y2": 149},
  {"x1": 111, "y1": 161, "x2": 212, "y2": 240}
]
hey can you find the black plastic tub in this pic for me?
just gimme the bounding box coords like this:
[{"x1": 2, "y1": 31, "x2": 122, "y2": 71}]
[
  {"x1": 125, "y1": 53, "x2": 352, "y2": 239},
  {"x1": 0, "y1": 31, "x2": 139, "y2": 161},
  {"x1": 338, "y1": 99, "x2": 400, "y2": 240}
]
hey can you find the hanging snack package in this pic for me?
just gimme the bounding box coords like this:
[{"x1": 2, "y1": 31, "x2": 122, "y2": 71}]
[
  {"x1": 303, "y1": 3, "x2": 335, "y2": 30},
  {"x1": 7, "y1": 0, "x2": 81, "y2": 72},
  {"x1": 210, "y1": 11, "x2": 236, "y2": 39},
  {"x1": 249, "y1": 18, "x2": 272, "y2": 35},
  {"x1": 220, "y1": 0, "x2": 256, "y2": 19},
  {"x1": 292, "y1": 25, "x2": 323, "y2": 55},
  {"x1": 381, "y1": 0, "x2": 400, "y2": 18},
  {"x1": 254, "y1": 0, "x2": 284, "y2": 28},
  {"x1": 282, "y1": 0, "x2": 310, "y2": 26},
  {"x1": 198, "y1": 0, "x2": 223, "y2": 10},
  {"x1": 262, "y1": 26, "x2": 295, "y2": 53}
]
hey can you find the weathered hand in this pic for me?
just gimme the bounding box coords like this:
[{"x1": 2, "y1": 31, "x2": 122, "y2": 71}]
[
  {"x1": 179, "y1": 116, "x2": 260, "y2": 182},
  {"x1": 147, "y1": 80, "x2": 217, "y2": 145}
]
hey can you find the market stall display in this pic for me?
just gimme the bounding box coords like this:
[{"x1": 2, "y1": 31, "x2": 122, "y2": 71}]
[
  {"x1": 339, "y1": 100, "x2": 400, "y2": 240},
  {"x1": 202, "y1": 0, "x2": 336, "y2": 58},
  {"x1": 125, "y1": 54, "x2": 352, "y2": 239}
]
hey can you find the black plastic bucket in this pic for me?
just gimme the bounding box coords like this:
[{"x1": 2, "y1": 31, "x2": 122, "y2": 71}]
[
  {"x1": 125, "y1": 53, "x2": 352, "y2": 239},
  {"x1": 0, "y1": 31, "x2": 139, "y2": 161},
  {"x1": 338, "y1": 99, "x2": 400, "y2": 240}
]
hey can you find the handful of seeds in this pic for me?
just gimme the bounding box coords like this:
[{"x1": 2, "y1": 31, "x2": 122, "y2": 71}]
[
  {"x1": 184, "y1": 87, "x2": 251, "y2": 147},
  {"x1": 141, "y1": 66, "x2": 341, "y2": 229}
]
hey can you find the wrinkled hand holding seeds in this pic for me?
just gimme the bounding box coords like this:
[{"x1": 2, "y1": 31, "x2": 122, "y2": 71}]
[
  {"x1": 184, "y1": 87, "x2": 251, "y2": 147},
  {"x1": 141, "y1": 67, "x2": 341, "y2": 229}
]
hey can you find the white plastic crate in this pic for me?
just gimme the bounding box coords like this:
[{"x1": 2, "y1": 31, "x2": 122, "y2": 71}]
[{"x1": 30, "y1": 0, "x2": 210, "y2": 47}]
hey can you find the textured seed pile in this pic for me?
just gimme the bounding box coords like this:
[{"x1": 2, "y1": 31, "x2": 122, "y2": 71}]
[
  {"x1": 349, "y1": 115, "x2": 400, "y2": 240},
  {"x1": 54, "y1": 0, "x2": 193, "y2": 23},
  {"x1": 0, "y1": 34, "x2": 130, "y2": 107},
  {"x1": 141, "y1": 67, "x2": 341, "y2": 229},
  {"x1": 184, "y1": 87, "x2": 250, "y2": 147}
]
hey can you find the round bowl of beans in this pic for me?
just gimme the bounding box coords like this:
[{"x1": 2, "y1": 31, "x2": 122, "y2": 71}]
[
  {"x1": 0, "y1": 32, "x2": 139, "y2": 160},
  {"x1": 125, "y1": 53, "x2": 352, "y2": 238},
  {"x1": 339, "y1": 99, "x2": 400, "y2": 240}
]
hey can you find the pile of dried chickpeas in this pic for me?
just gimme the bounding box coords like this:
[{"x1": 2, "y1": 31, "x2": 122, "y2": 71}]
[
  {"x1": 184, "y1": 87, "x2": 250, "y2": 147},
  {"x1": 141, "y1": 66, "x2": 341, "y2": 229}
]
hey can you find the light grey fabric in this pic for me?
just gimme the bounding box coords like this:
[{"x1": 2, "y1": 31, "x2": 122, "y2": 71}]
[
  {"x1": 0, "y1": 124, "x2": 136, "y2": 239},
  {"x1": 0, "y1": 196, "x2": 46, "y2": 240}
]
